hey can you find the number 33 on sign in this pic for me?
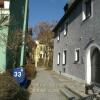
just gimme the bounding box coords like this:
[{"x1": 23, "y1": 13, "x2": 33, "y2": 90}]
[{"x1": 14, "y1": 72, "x2": 22, "y2": 77}]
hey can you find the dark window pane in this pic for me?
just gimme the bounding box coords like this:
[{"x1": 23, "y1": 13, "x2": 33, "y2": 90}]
[
  {"x1": 86, "y1": 0, "x2": 91, "y2": 18},
  {"x1": 65, "y1": 21, "x2": 68, "y2": 32},
  {"x1": 76, "y1": 50, "x2": 79, "y2": 62}
]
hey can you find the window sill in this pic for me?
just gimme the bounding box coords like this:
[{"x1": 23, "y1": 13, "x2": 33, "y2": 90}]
[
  {"x1": 73, "y1": 61, "x2": 80, "y2": 64},
  {"x1": 62, "y1": 64, "x2": 66, "y2": 66},
  {"x1": 82, "y1": 16, "x2": 92, "y2": 24},
  {"x1": 57, "y1": 40, "x2": 60, "y2": 42},
  {"x1": 64, "y1": 34, "x2": 67, "y2": 37}
]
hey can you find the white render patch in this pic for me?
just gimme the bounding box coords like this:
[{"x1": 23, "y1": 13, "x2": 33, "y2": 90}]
[
  {"x1": 86, "y1": 49, "x2": 91, "y2": 85},
  {"x1": 4, "y1": 1, "x2": 10, "y2": 9}
]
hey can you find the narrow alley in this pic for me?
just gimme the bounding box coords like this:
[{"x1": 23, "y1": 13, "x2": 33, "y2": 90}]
[{"x1": 28, "y1": 68, "x2": 67, "y2": 100}]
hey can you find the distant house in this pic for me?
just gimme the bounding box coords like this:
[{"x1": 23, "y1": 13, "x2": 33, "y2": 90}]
[
  {"x1": 34, "y1": 40, "x2": 46, "y2": 67},
  {"x1": 0, "y1": 0, "x2": 10, "y2": 73},
  {"x1": 53, "y1": 0, "x2": 100, "y2": 86}
]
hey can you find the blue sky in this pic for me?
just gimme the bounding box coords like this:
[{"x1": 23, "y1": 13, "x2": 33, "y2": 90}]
[{"x1": 29, "y1": 0, "x2": 67, "y2": 27}]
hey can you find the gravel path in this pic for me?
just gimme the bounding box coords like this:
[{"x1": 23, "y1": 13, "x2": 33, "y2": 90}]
[{"x1": 29, "y1": 68, "x2": 67, "y2": 100}]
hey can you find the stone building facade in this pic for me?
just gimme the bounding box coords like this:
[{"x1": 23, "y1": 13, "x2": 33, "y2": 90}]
[{"x1": 53, "y1": 0, "x2": 100, "y2": 86}]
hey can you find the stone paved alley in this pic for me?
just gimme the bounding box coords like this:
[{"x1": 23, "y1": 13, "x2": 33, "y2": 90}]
[{"x1": 28, "y1": 68, "x2": 67, "y2": 100}]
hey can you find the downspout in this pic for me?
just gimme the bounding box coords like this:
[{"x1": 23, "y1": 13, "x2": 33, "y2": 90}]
[{"x1": 20, "y1": 0, "x2": 28, "y2": 66}]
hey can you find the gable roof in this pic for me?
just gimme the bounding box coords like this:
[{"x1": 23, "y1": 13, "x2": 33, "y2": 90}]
[{"x1": 53, "y1": 0, "x2": 81, "y2": 35}]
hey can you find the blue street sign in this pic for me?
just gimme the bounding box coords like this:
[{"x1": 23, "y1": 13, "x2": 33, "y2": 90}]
[{"x1": 13, "y1": 67, "x2": 25, "y2": 84}]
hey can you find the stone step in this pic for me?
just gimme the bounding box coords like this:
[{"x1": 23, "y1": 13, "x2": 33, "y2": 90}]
[
  {"x1": 60, "y1": 88, "x2": 81, "y2": 100},
  {"x1": 64, "y1": 85, "x2": 83, "y2": 99},
  {"x1": 59, "y1": 84, "x2": 86, "y2": 100},
  {"x1": 60, "y1": 85, "x2": 100, "y2": 100}
]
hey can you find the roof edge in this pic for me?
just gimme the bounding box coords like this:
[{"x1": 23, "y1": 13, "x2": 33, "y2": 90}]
[{"x1": 53, "y1": 0, "x2": 81, "y2": 34}]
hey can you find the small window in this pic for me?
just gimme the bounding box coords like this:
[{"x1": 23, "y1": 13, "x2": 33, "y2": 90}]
[
  {"x1": 63, "y1": 50, "x2": 67, "y2": 65},
  {"x1": 75, "y1": 49, "x2": 80, "y2": 63},
  {"x1": 64, "y1": 21, "x2": 68, "y2": 36},
  {"x1": 57, "y1": 53, "x2": 60, "y2": 65},
  {"x1": 57, "y1": 29, "x2": 60, "y2": 41},
  {"x1": 57, "y1": 33, "x2": 60, "y2": 41},
  {"x1": 64, "y1": 29, "x2": 66, "y2": 36},
  {"x1": 82, "y1": 0, "x2": 92, "y2": 21}
]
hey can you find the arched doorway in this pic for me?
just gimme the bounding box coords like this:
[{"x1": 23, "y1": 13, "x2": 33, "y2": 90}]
[
  {"x1": 86, "y1": 44, "x2": 100, "y2": 85},
  {"x1": 91, "y1": 48, "x2": 100, "y2": 85}
]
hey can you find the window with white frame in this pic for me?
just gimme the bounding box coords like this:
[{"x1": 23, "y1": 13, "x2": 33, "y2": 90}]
[
  {"x1": 82, "y1": 0, "x2": 92, "y2": 21},
  {"x1": 63, "y1": 50, "x2": 67, "y2": 65},
  {"x1": 57, "y1": 33, "x2": 60, "y2": 41},
  {"x1": 64, "y1": 29, "x2": 66, "y2": 36},
  {"x1": 75, "y1": 48, "x2": 80, "y2": 62},
  {"x1": 64, "y1": 21, "x2": 68, "y2": 36},
  {"x1": 57, "y1": 29, "x2": 60, "y2": 41},
  {"x1": 57, "y1": 53, "x2": 60, "y2": 65}
]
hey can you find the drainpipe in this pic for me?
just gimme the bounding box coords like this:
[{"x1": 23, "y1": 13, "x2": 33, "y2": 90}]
[{"x1": 20, "y1": 0, "x2": 28, "y2": 66}]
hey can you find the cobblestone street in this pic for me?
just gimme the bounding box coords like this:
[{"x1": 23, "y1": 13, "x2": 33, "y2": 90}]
[{"x1": 28, "y1": 68, "x2": 67, "y2": 100}]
